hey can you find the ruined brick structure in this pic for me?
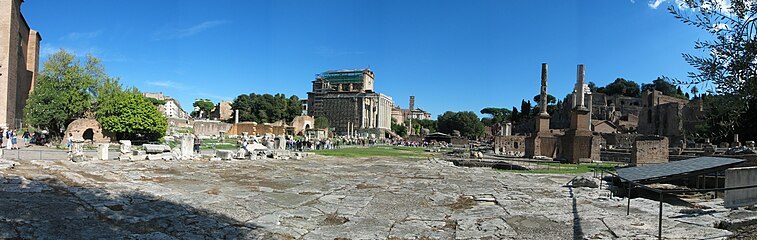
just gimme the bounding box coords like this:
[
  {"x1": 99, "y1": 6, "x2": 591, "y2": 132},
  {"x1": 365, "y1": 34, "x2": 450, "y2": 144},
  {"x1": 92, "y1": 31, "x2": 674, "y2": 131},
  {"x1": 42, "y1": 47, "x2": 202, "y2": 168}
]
[
  {"x1": 211, "y1": 101, "x2": 233, "y2": 121},
  {"x1": 631, "y1": 135, "x2": 669, "y2": 166},
  {"x1": 637, "y1": 90, "x2": 693, "y2": 146},
  {"x1": 64, "y1": 118, "x2": 112, "y2": 143},
  {"x1": 307, "y1": 69, "x2": 393, "y2": 137},
  {"x1": 0, "y1": 0, "x2": 40, "y2": 128}
]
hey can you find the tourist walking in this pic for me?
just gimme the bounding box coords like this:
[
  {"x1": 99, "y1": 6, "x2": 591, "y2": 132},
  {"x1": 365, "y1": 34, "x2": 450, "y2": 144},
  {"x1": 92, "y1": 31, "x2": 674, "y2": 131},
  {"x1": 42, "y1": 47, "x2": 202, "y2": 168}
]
[
  {"x1": 11, "y1": 130, "x2": 18, "y2": 149},
  {"x1": 22, "y1": 130, "x2": 29, "y2": 147},
  {"x1": 66, "y1": 133, "x2": 73, "y2": 153}
]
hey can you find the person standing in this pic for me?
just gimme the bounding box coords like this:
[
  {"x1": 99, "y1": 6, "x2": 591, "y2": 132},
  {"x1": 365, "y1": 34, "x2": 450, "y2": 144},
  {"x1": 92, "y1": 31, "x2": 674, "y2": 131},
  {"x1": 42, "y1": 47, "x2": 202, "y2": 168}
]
[
  {"x1": 193, "y1": 135, "x2": 201, "y2": 154},
  {"x1": 66, "y1": 133, "x2": 73, "y2": 153},
  {"x1": 22, "y1": 130, "x2": 29, "y2": 147},
  {"x1": 11, "y1": 130, "x2": 17, "y2": 150},
  {"x1": 5, "y1": 129, "x2": 12, "y2": 150}
]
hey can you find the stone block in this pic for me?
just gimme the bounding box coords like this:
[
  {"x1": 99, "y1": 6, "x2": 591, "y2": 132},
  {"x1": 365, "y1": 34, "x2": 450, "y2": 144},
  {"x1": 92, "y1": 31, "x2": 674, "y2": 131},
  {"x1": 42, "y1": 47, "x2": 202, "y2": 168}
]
[
  {"x1": 144, "y1": 144, "x2": 170, "y2": 154},
  {"x1": 235, "y1": 149, "x2": 247, "y2": 159},
  {"x1": 746, "y1": 141, "x2": 755, "y2": 148},
  {"x1": 97, "y1": 143, "x2": 109, "y2": 160},
  {"x1": 725, "y1": 167, "x2": 757, "y2": 208},
  {"x1": 119, "y1": 140, "x2": 132, "y2": 154},
  {"x1": 217, "y1": 150, "x2": 234, "y2": 160},
  {"x1": 631, "y1": 136, "x2": 668, "y2": 166},
  {"x1": 71, "y1": 154, "x2": 87, "y2": 163},
  {"x1": 180, "y1": 134, "x2": 194, "y2": 159},
  {"x1": 132, "y1": 150, "x2": 146, "y2": 156},
  {"x1": 146, "y1": 154, "x2": 163, "y2": 161}
]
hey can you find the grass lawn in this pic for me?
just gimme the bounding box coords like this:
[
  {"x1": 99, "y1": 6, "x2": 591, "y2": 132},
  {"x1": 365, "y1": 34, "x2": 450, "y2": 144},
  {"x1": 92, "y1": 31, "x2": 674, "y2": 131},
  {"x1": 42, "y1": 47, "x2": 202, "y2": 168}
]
[
  {"x1": 201, "y1": 143, "x2": 238, "y2": 150},
  {"x1": 500, "y1": 162, "x2": 624, "y2": 174},
  {"x1": 311, "y1": 146, "x2": 433, "y2": 159}
]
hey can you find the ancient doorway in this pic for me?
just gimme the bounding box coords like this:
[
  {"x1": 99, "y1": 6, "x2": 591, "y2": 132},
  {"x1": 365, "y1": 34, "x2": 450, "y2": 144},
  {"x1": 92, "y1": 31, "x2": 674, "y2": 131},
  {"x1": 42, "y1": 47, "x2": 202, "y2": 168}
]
[
  {"x1": 305, "y1": 124, "x2": 311, "y2": 130},
  {"x1": 83, "y1": 128, "x2": 94, "y2": 141}
]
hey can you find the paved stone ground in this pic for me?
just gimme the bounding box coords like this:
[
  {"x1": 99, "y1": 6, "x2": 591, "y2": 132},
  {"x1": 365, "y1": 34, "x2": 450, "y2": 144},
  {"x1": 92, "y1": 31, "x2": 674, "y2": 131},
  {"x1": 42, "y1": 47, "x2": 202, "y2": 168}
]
[{"x1": 0, "y1": 155, "x2": 753, "y2": 239}]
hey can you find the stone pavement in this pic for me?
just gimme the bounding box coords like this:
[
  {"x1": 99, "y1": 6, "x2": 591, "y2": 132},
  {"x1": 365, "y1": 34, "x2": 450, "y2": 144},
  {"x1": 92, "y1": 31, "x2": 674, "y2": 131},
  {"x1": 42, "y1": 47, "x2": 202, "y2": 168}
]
[{"x1": 0, "y1": 155, "x2": 749, "y2": 239}]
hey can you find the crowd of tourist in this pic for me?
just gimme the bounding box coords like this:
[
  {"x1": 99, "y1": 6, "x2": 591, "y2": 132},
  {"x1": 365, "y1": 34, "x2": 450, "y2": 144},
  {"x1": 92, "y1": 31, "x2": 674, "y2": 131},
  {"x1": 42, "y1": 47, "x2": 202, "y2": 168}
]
[{"x1": 0, "y1": 128, "x2": 37, "y2": 150}]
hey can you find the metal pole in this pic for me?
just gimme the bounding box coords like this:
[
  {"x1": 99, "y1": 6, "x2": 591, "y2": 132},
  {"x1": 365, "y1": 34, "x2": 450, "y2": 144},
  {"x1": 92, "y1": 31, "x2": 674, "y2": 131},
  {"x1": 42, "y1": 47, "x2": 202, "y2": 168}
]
[
  {"x1": 658, "y1": 192, "x2": 663, "y2": 240},
  {"x1": 627, "y1": 184, "x2": 632, "y2": 215}
]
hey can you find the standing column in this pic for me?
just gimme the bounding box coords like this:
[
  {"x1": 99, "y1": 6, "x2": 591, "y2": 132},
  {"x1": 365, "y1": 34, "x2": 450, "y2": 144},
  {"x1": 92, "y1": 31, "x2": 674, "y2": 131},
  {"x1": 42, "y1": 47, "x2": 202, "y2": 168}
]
[
  {"x1": 539, "y1": 63, "x2": 549, "y2": 117},
  {"x1": 575, "y1": 64, "x2": 587, "y2": 110}
]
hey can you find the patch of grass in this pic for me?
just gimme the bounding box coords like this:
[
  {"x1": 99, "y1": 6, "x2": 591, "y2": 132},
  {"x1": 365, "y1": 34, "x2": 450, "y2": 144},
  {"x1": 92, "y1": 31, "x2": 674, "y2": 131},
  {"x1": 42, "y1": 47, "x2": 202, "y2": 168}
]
[
  {"x1": 499, "y1": 162, "x2": 623, "y2": 174},
  {"x1": 310, "y1": 146, "x2": 431, "y2": 159},
  {"x1": 322, "y1": 212, "x2": 349, "y2": 225},
  {"x1": 448, "y1": 196, "x2": 476, "y2": 211},
  {"x1": 200, "y1": 143, "x2": 237, "y2": 150}
]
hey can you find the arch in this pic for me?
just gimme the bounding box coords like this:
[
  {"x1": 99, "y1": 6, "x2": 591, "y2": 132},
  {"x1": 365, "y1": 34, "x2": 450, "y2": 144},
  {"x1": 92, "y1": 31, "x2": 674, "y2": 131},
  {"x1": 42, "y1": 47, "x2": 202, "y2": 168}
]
[
  {"x1": 83, "y1": 128, "x2": 94, "y2": 141},
  {"x1": 305, "y1": 124, "x2": 311, "y2": 130}
]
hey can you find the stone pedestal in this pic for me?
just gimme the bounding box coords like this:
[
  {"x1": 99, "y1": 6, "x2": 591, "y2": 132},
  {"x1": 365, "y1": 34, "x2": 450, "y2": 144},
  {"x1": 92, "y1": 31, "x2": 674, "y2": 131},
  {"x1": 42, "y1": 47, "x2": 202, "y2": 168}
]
[
  {"x1": 535, "y1": 115, "x2": 550, "y2": 134},
  {"x1": 119, "y1": 140, "x2": 132, "y2": 154},
  {"x1": 562, "y1": 108, "x2": 593, "y2": 164},
  {"x1": 180, "y1": 134, "x2": 193, "y2": 159},
  {"x1": 97, "y1": 143, "x2": 109, "y2": 160},
  {"x1": 274, "y1": 136, "x2": 286, "y2": 150}
]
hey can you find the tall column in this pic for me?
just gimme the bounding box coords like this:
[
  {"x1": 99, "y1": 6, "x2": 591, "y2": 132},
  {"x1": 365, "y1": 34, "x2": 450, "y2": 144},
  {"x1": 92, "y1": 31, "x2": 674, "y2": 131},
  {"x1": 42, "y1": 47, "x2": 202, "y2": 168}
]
[
  {"x1": 575, "y1": 64, "x2": 587, "y2": 110},
  {"x1": 539, "y1": 63, "x2": 549, "y2": 117}
]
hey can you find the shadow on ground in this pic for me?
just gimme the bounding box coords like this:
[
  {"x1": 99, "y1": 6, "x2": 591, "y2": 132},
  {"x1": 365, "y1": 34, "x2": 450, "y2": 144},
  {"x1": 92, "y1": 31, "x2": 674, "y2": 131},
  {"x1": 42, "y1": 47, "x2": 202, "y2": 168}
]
[{"x1": 0, "y1": 175, "x2": 263, "y2": 239}]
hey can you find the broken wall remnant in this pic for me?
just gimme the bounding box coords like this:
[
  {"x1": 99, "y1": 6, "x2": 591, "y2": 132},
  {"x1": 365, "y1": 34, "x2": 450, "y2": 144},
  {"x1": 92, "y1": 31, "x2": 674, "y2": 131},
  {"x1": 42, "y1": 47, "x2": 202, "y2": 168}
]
[
  {"x1": 193, "y1": 120, "x2": 232, "y2": 137},
  {"x1": 725, "y1": 166, "x2": 757, "y2": 208},
  {"x1": 631, "y1": 135, "x2": 669, "y2": 166},
  {"x1": 64, "y1": 118, "x2": 112, "y2": 143},
  {"x1": 494, "y1": 135, "x2": 527, "y2": 157}
]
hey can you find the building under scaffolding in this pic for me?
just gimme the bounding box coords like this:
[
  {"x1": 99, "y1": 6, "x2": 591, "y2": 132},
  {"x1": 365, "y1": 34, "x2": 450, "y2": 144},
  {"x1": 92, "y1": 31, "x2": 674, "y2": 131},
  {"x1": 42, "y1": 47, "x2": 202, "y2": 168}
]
[{"x1": 307, "y1": 69, "x2": 393, "y2": 138}]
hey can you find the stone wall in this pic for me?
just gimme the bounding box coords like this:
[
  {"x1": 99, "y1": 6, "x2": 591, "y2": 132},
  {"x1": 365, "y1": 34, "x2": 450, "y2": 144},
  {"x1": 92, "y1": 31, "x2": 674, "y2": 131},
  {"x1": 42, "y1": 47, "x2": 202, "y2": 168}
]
[
  {"x1": 601, "y1": 133, "x2": 638, "y2": 149},
  {"x1": 290, "y1": 115, "x2": 314, "y2": 135},
  {"x1": 0, "y1": 0, "x2": 40, "y2": 128},
  {"x1": 64, "y1": 118, "x2": 111, "y2": 143},
  {"x1": 725, "y1": 166, "x2": 757, "y2": 208},
  {"x1": 193, "y1": 120, "x2": 232, "y2": 137},
  {"x1": 226, "y1": 122, "x2": 257, "y2": 136},
  {"x1": 494, "y1": 135, "x2": 527, "y2": 156},
  {"x1": 631, "y1": 136, "x2": 669, "y2": 166}
]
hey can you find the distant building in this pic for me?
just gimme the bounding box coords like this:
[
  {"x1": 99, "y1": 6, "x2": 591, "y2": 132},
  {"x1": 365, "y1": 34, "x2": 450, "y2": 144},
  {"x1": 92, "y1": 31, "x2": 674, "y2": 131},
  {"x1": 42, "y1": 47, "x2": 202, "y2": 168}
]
[
  {"x1": 391, "y1": 96, "x2": 432, "y2": 126},
  {"x1": 143, "y1": 92, "x2": 190, "y2": 120},
  {"x1": 211, "y1": 101, "x2": 232, "y2": 121},
  {"x1": 0, "y1": 0, "x2": 41, "y2": 128},
  {"x1": 391, "y1": 106, "x2": 432, "y2": 123},
  {"x1": 307, "y1": 69, "x2": 393, "y2": 137}
]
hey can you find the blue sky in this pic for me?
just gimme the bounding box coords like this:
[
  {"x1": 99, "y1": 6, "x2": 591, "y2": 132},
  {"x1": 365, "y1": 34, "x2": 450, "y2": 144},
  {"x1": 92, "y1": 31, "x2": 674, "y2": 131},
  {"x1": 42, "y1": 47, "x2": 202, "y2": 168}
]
[{"x1": 24, "y1": 0, "x2": 709, "y2": 118}]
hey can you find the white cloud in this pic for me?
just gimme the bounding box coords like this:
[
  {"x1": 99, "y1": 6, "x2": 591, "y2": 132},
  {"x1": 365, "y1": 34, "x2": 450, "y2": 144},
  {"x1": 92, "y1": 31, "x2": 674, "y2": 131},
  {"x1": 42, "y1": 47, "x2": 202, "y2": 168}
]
[
  {"x1": 648, "y1": 0, "x2": 664, "y2": 9},
  {"x1": 146, "y1": 80, "x2": 185, "y2": 89},
  {"x1": 153, "y1": 20, "x2": 229, "y2": 40},
  {"x1": 59, "y1": 30, "x2": 102, "y2": 41},
  {"x1": 647, "y1": 0, "x2": 693, "y2": 10}
]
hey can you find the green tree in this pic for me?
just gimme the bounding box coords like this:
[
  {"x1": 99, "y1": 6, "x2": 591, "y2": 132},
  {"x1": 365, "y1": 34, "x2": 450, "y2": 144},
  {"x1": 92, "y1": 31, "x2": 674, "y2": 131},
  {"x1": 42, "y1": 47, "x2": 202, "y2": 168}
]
[
  {"x1": 23, "y1": 49, "x2": 103, "y2": 136},
  {"x1": 602, "y1": 78, "x2": 641, "y2": 97},
  {"x1": 315, "y1": 116, "x2": 330, "y2": 129},
  {"x1": 670, "y1": 0, "x2": 757, "y2": 141},
  {"x1": 229, "y1": 93, "x2": 303, "y2": 123},
  {"x1": 96, "y1": 88, "x2": 168, "y2": 141},
  {"x1": 416, "y1": 119, "x2": 438, "y2": 133},
  {"x1": 192, "y1": 99, "x2": 214, "y2": 118},
  {"x1": 437, "y1": 111, "x2": 485, "y2": 139},
  {"x1": 391, "y1": 118, "x2": 407, "y2": 137},
  {"x1": 480, "y1": 107, "x2": 512, "y2": 126},
  {"x1": 690, "y1": 85, "x2": 700, "y2": 99},
  {"x1": 145, "y1": 97, "x2": 166, "y2": 106}
]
